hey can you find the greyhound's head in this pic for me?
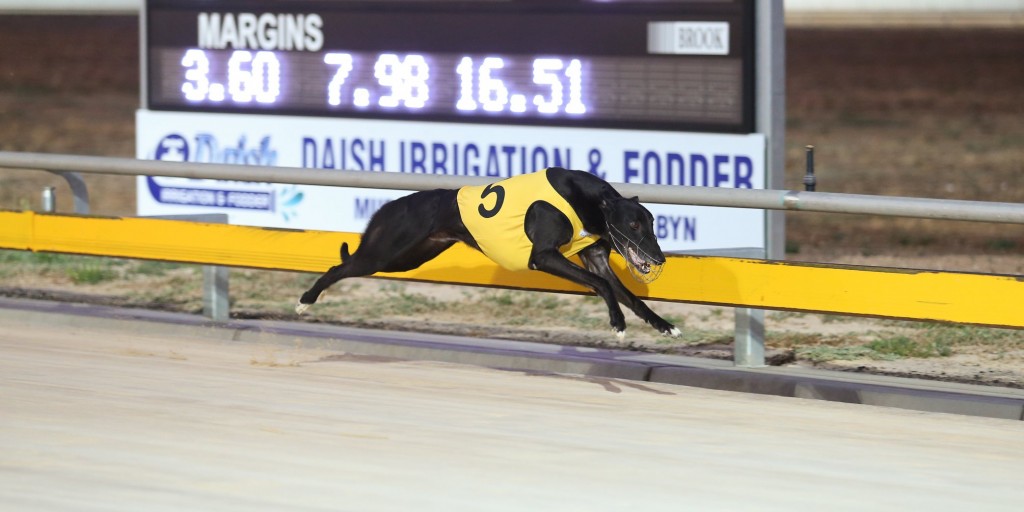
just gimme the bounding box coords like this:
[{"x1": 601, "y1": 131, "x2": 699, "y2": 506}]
[{"x1": 600, "y1": 196, "x2": 666, "y2": 283}]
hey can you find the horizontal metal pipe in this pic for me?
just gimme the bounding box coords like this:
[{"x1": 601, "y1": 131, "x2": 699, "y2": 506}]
[
  {"x1": 0, "y1": 0, "x2": 137, "y2": 14},
  {"x1": 2, "y1": 151, "x2": 1023, "y2": 225}
]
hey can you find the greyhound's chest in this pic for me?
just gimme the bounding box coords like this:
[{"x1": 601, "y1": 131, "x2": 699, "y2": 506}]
[{"x1": 456, "y1": 170, "x2": 598, "y2": 271}]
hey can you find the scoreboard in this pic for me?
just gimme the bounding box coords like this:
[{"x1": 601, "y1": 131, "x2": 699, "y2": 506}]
[{"x1": 137, "y1": 0, "x2": 768, "y2": 253}]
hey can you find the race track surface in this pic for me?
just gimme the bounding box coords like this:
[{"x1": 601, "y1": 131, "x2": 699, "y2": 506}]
[{"x1": 2, "y1": 317, "x2": 1023, "y2": 511}]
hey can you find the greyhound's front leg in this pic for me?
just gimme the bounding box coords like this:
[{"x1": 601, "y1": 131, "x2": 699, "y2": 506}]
[
  {"x1": 529, "y1": 250, "x2": 627, "y2": 338},
  {"x1": 578, "y1": 242, "x2": 681, "y2": 337}
]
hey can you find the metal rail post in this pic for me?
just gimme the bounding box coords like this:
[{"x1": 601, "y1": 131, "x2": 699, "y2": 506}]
[
  {"x1": 44, "y1": 171, "x2": 90, "y2": 214},
  {"x1": 41, "y1": 187, "x2": 56, "y2": 212},
  {"x1": 202, "y1": 265, "x2": 230, "y2": 322},
  {"x1": 735, "y1": 0, "x2": 786, "y2": 367}
]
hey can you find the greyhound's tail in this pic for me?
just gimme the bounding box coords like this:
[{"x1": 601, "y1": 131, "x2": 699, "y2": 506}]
[{"x1": 339, "y1": 242, "x2": 352, "y2": 263}]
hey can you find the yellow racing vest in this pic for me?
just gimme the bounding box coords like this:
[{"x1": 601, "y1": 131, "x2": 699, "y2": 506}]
[{"x1": 457, "y1": 169, "x2": 600, "y2": 271}]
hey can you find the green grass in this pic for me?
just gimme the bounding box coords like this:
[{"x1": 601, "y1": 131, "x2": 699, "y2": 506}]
[
  {"x1": 797, "y1": 345, "x2": 878, "y2": 363},
  {"x1": 789, "y1": 323, "x2": 1024, "y2": 363},
  {"x1": 135, "y1": 260, "x2": 183, "y2": 276},
  {"x1": 665, "y1": 328, "x2": 731, "y2": 346},
  {"x1": 477, "y1": 289, "x2": 566, "y2": 311},
  {"x1": 797, "y1": 337, "x2": 951, "y2": 363},
  {"x1": 768, "y1": 311, "x2": 808, "y2": 322},
  {"x1": 920, "y1": 324, "x2": 1024, "y2": 348},
  {"x1": 0, "y1": 250, "x2": 78, "y2": 265},
  {"x1": 784, "y1": 240, "x2": 801, "y2": 254},
  {"x1": 866, "y1": 336, "x2": 953, "y2": 359},
  {"x1": 897, "y1": 234, "x2": 937, "y2": 247},
  {"x1": 987, "y1": 238, "x2": 1017, "y2": 251},
  {"x1": 0, "y1": 250, "x2": 123, "y2": 284},
  {"x1": 380, "y1": 285, "x2": 444, "y2": 316},
  {"x1": 67, "y1": 262, "x2": 119, "y2": 284},
  {"x1": 820, "y1": 314, "x2": 858, "y2": 324},
  {"x1": 565, "y1": 305, "x2": 608, "y2": 331}
]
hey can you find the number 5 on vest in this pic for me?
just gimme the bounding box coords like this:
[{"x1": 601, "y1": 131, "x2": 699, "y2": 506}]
[{"x1": 478, "y1": 183, "x2": 505, "y2": 218}]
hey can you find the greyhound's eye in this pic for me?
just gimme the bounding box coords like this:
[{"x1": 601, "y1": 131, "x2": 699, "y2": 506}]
[{"x1": 629, "y1": 221, "x2": 640, "y2": 231}]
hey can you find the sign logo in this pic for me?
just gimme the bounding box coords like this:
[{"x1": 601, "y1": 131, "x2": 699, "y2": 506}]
[
  {"x1": 154, "y1": 134, "x2": 190, "y2": 161},
  {"x1": 152, "y1": 133, "x2": 278, "y2": 166},
  {"x1": 145, "y1": 132, "x2": 293, "y2": 219}
]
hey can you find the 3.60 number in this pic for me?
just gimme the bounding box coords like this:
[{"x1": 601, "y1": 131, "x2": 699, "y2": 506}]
[{"x1": 180, "y1": 49, "x2": 280, "y2": 104}]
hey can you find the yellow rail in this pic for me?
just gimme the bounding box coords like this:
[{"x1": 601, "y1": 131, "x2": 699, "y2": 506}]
[{"x1": 2, "y1": 210, "x2": 1022, "y2": 328}]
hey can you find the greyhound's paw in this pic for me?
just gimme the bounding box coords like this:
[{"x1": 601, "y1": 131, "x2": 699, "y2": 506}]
[
  {"x1": 669, "y1": 327, "x2": 682, "y2": 337},
  {"x1": 295, "y1": 302, "x2": 311, "y2": 315},
  {"x1": 616, "y1": 330, "x2": 626, "y2": 341}
]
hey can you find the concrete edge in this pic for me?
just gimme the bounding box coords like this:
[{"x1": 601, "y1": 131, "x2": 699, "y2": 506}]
[{"x1": 2, "y1": 296, "x2": 1022, "y2": 421}]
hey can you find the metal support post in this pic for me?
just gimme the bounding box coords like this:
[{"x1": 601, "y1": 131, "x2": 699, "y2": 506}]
[
  {"x1": 734, "y1": 0, "x2": 785, "y2": 367},
  {"x1": 804, "y1": 145, "x2": 817, "y2": 192},
  {"x1": 203, "y1": 264, "x2": 230, "y2": 322},
  {"x1": 734, "y1": 308, "x2": 766, "y2": 367},
  {"x1": 41, "y1": 186, "x2": 56, "y2": 212},
  {"x1": 46, "y1": 171, "x2": 90, "y2": 214}
]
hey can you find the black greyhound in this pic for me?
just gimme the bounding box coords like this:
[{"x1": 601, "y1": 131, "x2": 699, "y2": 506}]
[{"x1": 296, "y1": 167, "x2": 680, "y2": 339}]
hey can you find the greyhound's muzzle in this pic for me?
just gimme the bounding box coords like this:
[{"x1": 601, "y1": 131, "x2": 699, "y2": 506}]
[{"x1": 609, "y1": 225, "x2": 665, "y2": 284}]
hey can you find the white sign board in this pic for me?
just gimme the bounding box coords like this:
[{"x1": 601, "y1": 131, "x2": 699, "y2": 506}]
[{"x1": 136, "y1": 110, "x2": 765, "y2": 252}]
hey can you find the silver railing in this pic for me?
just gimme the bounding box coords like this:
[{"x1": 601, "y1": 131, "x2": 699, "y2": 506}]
[{"x1": 3, "y1": 151, "x2": 1022, "y2": 224}]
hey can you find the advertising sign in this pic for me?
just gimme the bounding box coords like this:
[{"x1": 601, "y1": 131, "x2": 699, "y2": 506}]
[{"x1": 137, "y1": 110, "x2": 765, "y2": 251}]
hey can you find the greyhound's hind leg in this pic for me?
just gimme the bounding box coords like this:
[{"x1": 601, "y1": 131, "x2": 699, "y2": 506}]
[
  {"x1": 295, "y1": 254, "x2": 382, "y2": 314},
  {"x1": 296, "y1": 190, "x2": 460, "y2": 315},
  {"x1": 295, "y1": 238, "x2": 455, "y2": 314}
]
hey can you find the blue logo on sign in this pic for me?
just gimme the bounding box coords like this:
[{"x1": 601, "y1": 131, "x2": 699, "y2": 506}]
[
  {"x1": 154, "y1": 134, "x2": 190, "y2": 162},
  {"x1": 152, "y1": 133, "x2": 277, "y2": 165},
  {"x1": 145, "y1": 132, "x2": 301, "y2": 222}
]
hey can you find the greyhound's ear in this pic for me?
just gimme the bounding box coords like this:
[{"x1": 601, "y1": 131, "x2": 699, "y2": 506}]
[
  {"x1": 599, "y1": 198, "x2": 611, "y2": 211},
  {"x1": 630, "y1": 196, "x2": 640, "y2": 203}
]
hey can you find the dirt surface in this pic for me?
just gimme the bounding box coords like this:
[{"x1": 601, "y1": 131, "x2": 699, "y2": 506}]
[
  {"x1": 6, "y1": 314, "x2": 1023, "y2": 510},
  {"x1": 1, "y1": 16, "x2": 1022, "y2": 387}
]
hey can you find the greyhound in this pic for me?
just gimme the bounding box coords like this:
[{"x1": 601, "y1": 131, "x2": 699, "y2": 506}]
[{"x1": 296, "y1": 167, "x2": 681, "y2": 339}]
